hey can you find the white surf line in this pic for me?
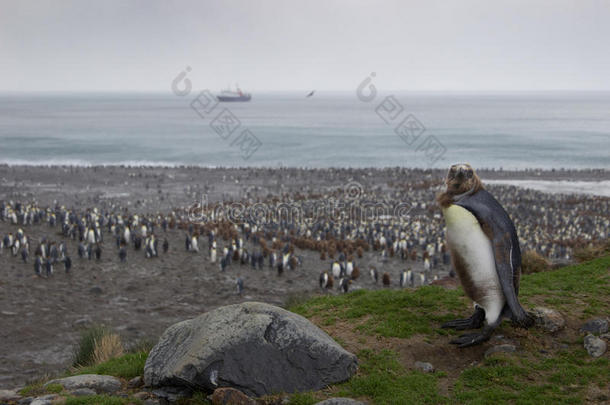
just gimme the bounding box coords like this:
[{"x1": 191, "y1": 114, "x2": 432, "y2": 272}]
[{"x1": 486, "y1": 180, "x2": 610, "y2": 197}]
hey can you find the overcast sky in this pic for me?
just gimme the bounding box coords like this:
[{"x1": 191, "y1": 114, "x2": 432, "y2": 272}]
[{"x1": 1, "y1": 0, "x2": 609, "y2": 92}]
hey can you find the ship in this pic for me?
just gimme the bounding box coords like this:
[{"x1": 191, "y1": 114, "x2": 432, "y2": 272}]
[{"x1": 216, "y1": 85, "x2": 251, "y2": 102}]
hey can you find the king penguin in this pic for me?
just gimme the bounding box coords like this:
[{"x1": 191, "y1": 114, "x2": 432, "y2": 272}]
[{"x1": 437, "y1": 163, "x2": 533, "y2": 347}]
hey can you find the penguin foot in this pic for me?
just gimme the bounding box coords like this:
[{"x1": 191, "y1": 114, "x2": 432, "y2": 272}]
[
  {"x1": 512, "y1": 311, "x2": 535, "y2": 328},
  {"x1": 442, "y1": 307, "x2": 485, "y2": 330},
  {"x1": 450, "y1": 327, "x2": 493, "y2": 348}
]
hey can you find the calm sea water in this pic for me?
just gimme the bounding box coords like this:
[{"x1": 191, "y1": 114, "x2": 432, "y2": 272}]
[{"x1": 0, "y1": 92, "x2": 608, "y2": 169}]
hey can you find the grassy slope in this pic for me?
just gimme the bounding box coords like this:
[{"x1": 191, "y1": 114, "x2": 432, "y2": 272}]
[
  {"x1": 288, "y1": 255, "x2": 610, "y2": 404},
  {"x1": 19, "y1": 256, "x2": 609, "y2": 405}
]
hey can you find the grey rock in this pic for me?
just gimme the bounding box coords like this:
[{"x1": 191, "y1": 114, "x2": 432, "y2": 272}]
[
  {"x1": 18, "y1": 398, "x2": 33, "y2": 405},
  {"x1": 0, "y1": 389, "x2": 21, "y2": 401},
  {"x1": 128, "y1": 376, "x2": 144, "y2": 388},
  {"x1": 315, "y1": 399, "x2": 366, "y2": 405},
  {"x1": 29, "y1": 395, "x2": 57, "y2": 405},
  {"x1": 144, "y1": 400, "x2": 161, "y2": 405},
  {"x1": 531, "y1": 307, "x2": 565, "y2": 333},
  {"x1": 414, "y1": 361, "x2": 435, "y2": 373},
  {"x1": 484, "y1": 344, "x2": 517, "y2": 358},
  {"x1": 29, "y1": 399, "x2": 51, "y2": 405},
  {"x1": 144, "y1": 302, "x2": 358, "y2": 397},
  {"x1": 580, "y1": 319, "x2": 609, "y2": 335},
  {"x1": 584, "y1": 334, "x2": 607, "y2": 358},
  {"x1": 44, "y1": 374, "x2": 121, "y2": 393},
  {"x1": 133, "y1": 391, "x2": 150, "y2": 400},
  {"x1": 69, "y1": 388, "x2": 96, "y2": 396}
]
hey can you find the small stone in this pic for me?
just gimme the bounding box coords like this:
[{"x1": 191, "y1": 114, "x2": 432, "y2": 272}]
[
  {"x1": 315, "y1": 399, "x2": 367, "y2": 405},
  {"x1": 144, "y1": 400, "x2": 161, "y2": 405},
  {"x1": 29, "y1": 399, "x2": 51, "y2": 405},
  {"x1": 133, "y1": 391, "x2": 150, "y2": 400},
  {"x1": 600, "y1": 333, "x2": 610, "y2": 340},
  {"x1": 0, "y1": 389, "x2": 21, "y2": 401},
  {"x1": 128, "y1": 376, "x2": 144, "y2": 388},
  {"x1": 211, "y1": 387, "x2": 257, "y2": 405},
  {"x1": 69, "y1": 388, "x2": 96, "y2": 396},
  {"x1": 414, "y1": 361, "x2": 435, "y2": 373},
  {"x1": 580, "y1": 319, "x2": 609, "y2": 335},
  {"x1": 29, "y1": 395, "x2": 57, "y2": 405},
  {"x1": 44, "y1": 374, "x2": 121, "y2": 394},
  {"x1": 531, "y1": 307, "x2": 565, "y2": 333},
  {"x1": 584, "y1": 334, "x2": 607, "y2": 358},
  {"x1": 485, "y1": 344, "x2": 517, "y2": 358}
]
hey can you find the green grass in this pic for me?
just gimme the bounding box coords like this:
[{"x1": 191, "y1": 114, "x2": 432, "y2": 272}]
[
  {"x1": 44, "y1": 383, "x2": 64, "y2": 393},
  {"x1": 286, "y1": 391, "x2": 318, "y2": 405},
  {"x1": 287, "y1": 255, "x2": 610, "y2": 405},
  {"x1": 519, "y1": 255, "x2": 610, "y2": 317},
  {"x1": 72, "y1": 351, "x2": 148, "y2": 379},
  {"x1": 290, "y1": 285, "x2": 467, "y2": 338},
  {"x1": 64, "y1": 395, "x2": 142, "y2": 405},
  {"x1": 333, "y1": 349, "x2": 447, "y2": 405}
]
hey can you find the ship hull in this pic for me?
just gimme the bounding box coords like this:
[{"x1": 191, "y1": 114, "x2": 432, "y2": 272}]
[{"x1": 217, "y1": 94, "x2": 251, "y2": 102}]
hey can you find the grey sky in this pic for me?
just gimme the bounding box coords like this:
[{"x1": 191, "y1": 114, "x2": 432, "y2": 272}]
[{"x1": 1, "y1": 0, "x2": 608, "y2": 92}]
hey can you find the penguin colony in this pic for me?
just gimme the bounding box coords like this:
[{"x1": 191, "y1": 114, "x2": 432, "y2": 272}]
[{"x1": 0, "y1": 166, "x2": 607, "y2": 297}]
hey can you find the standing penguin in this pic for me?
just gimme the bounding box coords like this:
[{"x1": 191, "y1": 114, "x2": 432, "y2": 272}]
[
  {"x1": 437, "y1": 163, "x2": 533, "y2": 347},
  {"x1": 236, "y1": 277, "x2": 244, "y2": 296},
  {"x1": 64, "y1": 256, "x2": 72, "y2": 273},
  {"x1": 163, "y1": 238, "x2": 169, "y2": 253},
  {"x1": 369, "y1": 267, "x2": 378, "y2": 284}
]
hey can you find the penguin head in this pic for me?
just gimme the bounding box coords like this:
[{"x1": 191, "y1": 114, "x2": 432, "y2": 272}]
[{"x1": 444, "y1": 163, "x2": 482, "y2": 196}]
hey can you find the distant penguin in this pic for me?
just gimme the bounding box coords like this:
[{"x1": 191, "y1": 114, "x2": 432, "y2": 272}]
[
  {"x1": 331, "y1": 261, "x2": 341, "y2": 279},
  {"x1": 64, "y1": 256, "x2": 72, "y2": 273},
  {"x1": 277, "y1": 261, "x2": 284, "y2": 276},
  {"x1": 210, "y1": 245, "x2": 217, "y2": 263},
  {"x1": 346, "y1": 260, "x2": 354, "y2": 277},
  {"x1": 191, "y1": 234, "x2": 199, "y2": 253},
  {"x1": 400, "y1": 271, "x2": 408, "y2": 288},
  {"x1": 163, "y1": 238, "x2": 169, "y2": 253},
  {"x1": 339, "y1": 277, "x2": 350, "y2": 293},
  {"x1": 78, "y1": 242, "x2": 86, "y2": 259},
  {"x1": 12, "y1": 239, "x2": 20, "y2": 256},
  {"x1": 45, "y1": 259, "x2": 53, "y2": 277},
  {"x1": 94, "y1": 244, "x2": 102, "y2": 261},
  {"x1": 34, "y1": 255, "x2": 42, "y2": 276},
  {"x1": 21, "y1": 247, "x2": 28, "y2": 263},
  {"x1": 369, "y1": 267, "x2": 378, "y2": 284},
  {"x1": 419, "y1": 272, "x2": 427, "y2": 286},
  {"x1": 319, "y1": 271, "x2": 333, "y2": 289},
  {"x1": 382, "y1": 272, "x2": 390, "y2": 287},
  {"x1": 236, "y1": 277, "x2": 244, "y2": 296},
  {"x1": 118, "y1": 245, "x2": 127, "y2": 262}
]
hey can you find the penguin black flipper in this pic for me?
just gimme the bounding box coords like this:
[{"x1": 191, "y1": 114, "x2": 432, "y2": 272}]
[{"x1": 455, "y1": 189, "x2": 533, "y2": 327}]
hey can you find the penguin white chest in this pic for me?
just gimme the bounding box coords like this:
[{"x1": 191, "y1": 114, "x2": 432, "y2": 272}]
[{"x1": 443, "y1": 204, "x2": 504, "y2": 322}]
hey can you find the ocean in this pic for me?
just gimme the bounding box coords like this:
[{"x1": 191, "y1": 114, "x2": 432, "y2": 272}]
[{"x1": 0, "y1": 91, "x2": 608, "y2": 169}]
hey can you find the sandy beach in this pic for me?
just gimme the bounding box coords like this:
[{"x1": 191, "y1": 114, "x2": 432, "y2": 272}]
[{"x1": 0, "y1": 165, "x2": 608, "y2": 388}]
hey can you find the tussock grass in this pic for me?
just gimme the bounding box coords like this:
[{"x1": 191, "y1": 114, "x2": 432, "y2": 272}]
[
  {"x1": 93, "y1": 333, "x2": 124, "y2": 365},
  {"x1": 521, "y1": 250, "x2": 551, "y2": 274}
]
